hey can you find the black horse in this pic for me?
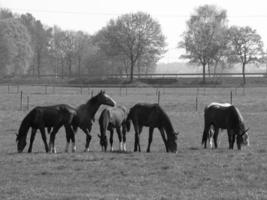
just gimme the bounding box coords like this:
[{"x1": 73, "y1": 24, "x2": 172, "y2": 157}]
[
  {"x1": 98, "y1": 105, "x2": 130, "y2": 152},
  {"x1": 126, "y1": 103, "x2": 179, "y2": 153},
  {"x1": 71, "y1": 90, "x2": 116, "y2": 152},
  {"x1": 16, "y1": 104, "x2": 76, "y2": 153},
  {"x1": 202, "y1": 102, "x2": 249, "y2": 150}
]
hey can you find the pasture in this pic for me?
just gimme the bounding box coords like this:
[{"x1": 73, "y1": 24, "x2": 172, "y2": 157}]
[{"x1": 0, "y1": 85, "x2": 266, "y2": 200}]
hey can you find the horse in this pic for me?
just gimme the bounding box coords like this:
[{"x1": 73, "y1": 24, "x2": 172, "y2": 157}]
[
  {"x1": 16, "y1": 104, "x2": 76, "y2": 153},
  {"x1": 70, "y1": 90, "x2": 116, "y2": 152},
  {"x1": 201, "y1": 102, "x2": 249, "y2": 150},
  {"x1": 126, "y1": 103, "x2": 179, "y2": 153},
  {"x1": 98, "y1": 105, "x2": 130, "y2": 152}
]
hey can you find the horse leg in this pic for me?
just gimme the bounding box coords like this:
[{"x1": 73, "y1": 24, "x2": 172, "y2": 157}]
[
  {"x1": 213, "y1": 128, "x2": 219, "y2": 149},
  {"x1": 146, "y1": 127, "x2": 154, "y2": 153},
  {"x1": 133, "y1": 124, "x2": 139, "y2": 152},
  {"x1": 49, "y1": 125, "x2": 61, "y2": 153},
  {"x1": 109, "y1": 129, "x2": 114, "y2": 152},
  {"x1": 28, "y1": 128, "x2": 37, "y2": 153},
  {"x1": 64, "y1": 125, "x2": 76, "y2": 153},
  {"x1": 122, "y1": 125, "x2": 127, "y2": 151},
  {"x1": 64, "y1": 125, "x2": 71, "y2": 153},
  {"x1": 116, "y1": 126, "x2": 123, "y2": 151},
  {"x1": 83, "y1": 128, "x2": 92, "y2": 152},
  {"x1": 70, "y1": 127, "x2": 76, "y2": 153},
  {"x1": 159, "y1": 127, "x2": 168, "y2": 152},
  {"x1": 227, "y1": 129, "x2": 234, "y2": 149},
  {"x1": 40, "y1": 127, "x2": 49, "y2": 153}
]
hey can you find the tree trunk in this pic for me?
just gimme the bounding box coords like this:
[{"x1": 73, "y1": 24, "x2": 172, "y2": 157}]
[
  {"x1": 78, "y1": 56, "x2": 81, "y2": 78},
  {"x1": 202, "y1": 63, "x2": 206, "y2": 83},
  {"x1": 242, "y1": 63, "x2": 246, "y2": 85},
  {"x1": 130, "y1": 62, "x2": 134, "y2": 82},
  {"x1": 37, "y1": 51, "x2": 41, "y2": 79}
]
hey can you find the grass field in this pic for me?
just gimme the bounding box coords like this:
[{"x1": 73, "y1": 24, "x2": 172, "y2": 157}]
[{"x1": 0, "y1": 85, "x2": 266, "y2": 200}]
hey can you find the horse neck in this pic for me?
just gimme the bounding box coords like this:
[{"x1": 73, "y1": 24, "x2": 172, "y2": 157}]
[
  {"x1": 161, "y1": 116, "x2": 175, "y2": 139},
  {"x1": 18, "y1": 115, "x2": 31, "y2": 140},
  {"x1": 86, "y1": 100, "x2": 101, "y2": 118}
]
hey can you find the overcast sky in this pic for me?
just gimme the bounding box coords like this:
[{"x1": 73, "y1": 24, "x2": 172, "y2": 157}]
[{"x1": 1, "y1": 0, "x2": 267, "y2": 63}]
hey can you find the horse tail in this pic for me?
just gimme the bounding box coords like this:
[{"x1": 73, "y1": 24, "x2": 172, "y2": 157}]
[
  {"x1": 125, "y1": 109, "x2": 132, "y2": 131},
  {"x1": 202, "y1": 129, "x2": 208, "y2": 146},
  {"x1": 99, "y1": 109, "x2": 109, "y2": 135},
  {"x1": 202, "y1": 106, "x2": 209, "y2": 146}
]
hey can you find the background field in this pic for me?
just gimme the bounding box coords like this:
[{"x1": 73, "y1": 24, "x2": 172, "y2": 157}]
[{"x1": 0, "y1": 85, "x2": 266, "y2": 200}]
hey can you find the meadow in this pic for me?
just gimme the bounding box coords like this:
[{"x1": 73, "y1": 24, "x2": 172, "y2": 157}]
[{"x1": 0, "y1": 85, "x2": 266, "y2": 200}]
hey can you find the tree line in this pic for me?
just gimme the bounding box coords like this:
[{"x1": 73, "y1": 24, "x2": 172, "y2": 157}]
[{"x1": 0, "y1": 5, "x2": 265, "y2": 84}]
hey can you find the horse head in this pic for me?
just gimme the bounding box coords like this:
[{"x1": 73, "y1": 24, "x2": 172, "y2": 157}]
[
  {"x1": 237, "y1": 128, "x2": 249, "y2": 149},
  {"x1": 16, "y1": 133, "x2": 27, "y2": 153},
  {"x1": 167, "y1": 131, "x2": 179, "y2": 153},
  {"x1": 241, "y1": 128, "x2": 249, "y2": 146},
  {"x1": 98, "y1": 134, "x2": 107, "y2": 152},
  {"x1": 95, "y1": 90, "x2": 116, "y2": 107}
]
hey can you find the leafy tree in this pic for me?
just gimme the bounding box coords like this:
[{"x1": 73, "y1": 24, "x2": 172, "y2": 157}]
[
  {"x1": 179, "y1": 5, "x2": 228, "y2": 83},
  {"x1": 94, "y1": 12, "x2": 166, "y2": 82},
  {"x1": 20, "y1": 13, "x2": 52, "y2": 77},
  {"x1": 0, "y1": 8, "x2": 13, "y2": 19},
  {"x1": 0, "y1": 18, "x2": 32, "y2": 75},
  {"x1": 228, "y1": 26, "x2": 264, "y2": 84}
]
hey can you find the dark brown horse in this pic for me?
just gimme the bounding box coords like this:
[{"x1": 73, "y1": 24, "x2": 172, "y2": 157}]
[
  {"x1": 16, "y1": 104, "x2": 76, "y2": 153},
  {"x1": 202, "y1": 102, "x2": 249, "y2": 150},
  {"x1": 98, "y1": 105, "x2": 130, "y2": 152},
  {"x1": 71, "y1": 91, "x2": 116, "y2": 152},
  {"x1": 126, "y1": 103, "x2": 179, "y2": 153}
]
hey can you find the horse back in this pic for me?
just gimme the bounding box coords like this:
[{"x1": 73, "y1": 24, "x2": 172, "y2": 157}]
[
  {"x1": 129, "y1": 103, "x2": 163, "y2": 127},
  {"x1": 204, "y1": 104, "x2": 238, "y2": 130}
]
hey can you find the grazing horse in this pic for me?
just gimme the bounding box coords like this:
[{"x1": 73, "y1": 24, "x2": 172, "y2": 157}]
[
  {"x1": 71, "y1": 90, "x2": 116, "y2": 152},
  {"x1": 16, "y1": 104, "x2": 76, "y2": 153},
  {"x1": 98, "y1": 105, "x2": 130, "y2": 152},
  {"x1": 126, "y1": 103, "x2": 179, "y2": 153},
  {"x1": 202, "y1": 102, "x2": 249, "y2": 150}
]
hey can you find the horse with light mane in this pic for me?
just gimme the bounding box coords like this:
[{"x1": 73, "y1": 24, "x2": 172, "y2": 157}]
[{"x1": 202, "y1": 102, "x2": 249, "y2": 150}]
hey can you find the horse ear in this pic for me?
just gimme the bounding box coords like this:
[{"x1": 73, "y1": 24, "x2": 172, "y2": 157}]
[{"x1": 98, "y1": 134, "x2": 101, "y2": 138}]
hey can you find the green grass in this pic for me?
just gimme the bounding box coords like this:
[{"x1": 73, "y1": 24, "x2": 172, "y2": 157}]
[{"x1": 0, "y1": 85, "x2": 266, "y2": 199}]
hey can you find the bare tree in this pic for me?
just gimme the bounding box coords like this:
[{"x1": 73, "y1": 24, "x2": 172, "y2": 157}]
[
  {"x1": 228, "y1": 26, "x2": 264, "y2": 85},
  {"x1": 179, "y1": 5, "x2": 228, "y2": 83},
  {"x1": 94, "y1": 12, "x2": 166, "y2": 82}
]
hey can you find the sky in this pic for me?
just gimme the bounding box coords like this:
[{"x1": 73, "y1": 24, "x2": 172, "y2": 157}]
[{"x1": 0, "y1": 0, "x2": 267, "y2": 63}]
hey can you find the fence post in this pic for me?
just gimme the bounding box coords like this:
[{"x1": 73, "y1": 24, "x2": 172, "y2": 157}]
[
  {"x1": 157, "y1": 90, "x2": 161, "y2": 104},
  {"x1": 20, "y1": 91, "x2": 23, "y2": 111},
  {"x1": 230, "y1": 91, "x2": 232, "y2": 104},
  {"x1": 196, "y1": 96, "x2": 198, "y2": 112},
  {"x1": 27, "y1": 96, "x2": 30, "y2": 110}
]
